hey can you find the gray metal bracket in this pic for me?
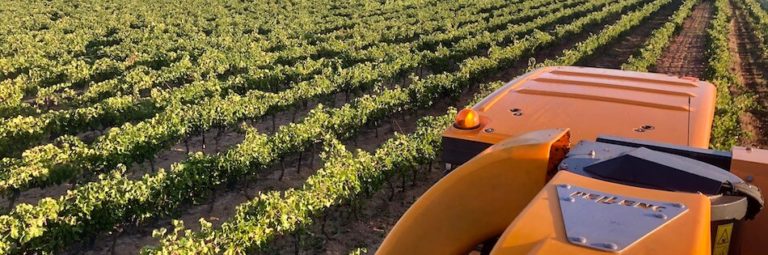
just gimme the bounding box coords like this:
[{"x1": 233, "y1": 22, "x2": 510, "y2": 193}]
[{"x1": 557, "y1": 184, "x2": 688, "y2": 252}]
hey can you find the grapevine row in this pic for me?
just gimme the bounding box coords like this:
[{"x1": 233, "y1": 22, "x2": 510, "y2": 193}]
[{"x1": 706, "y1": 0, "x2": 752, "y2": 149}]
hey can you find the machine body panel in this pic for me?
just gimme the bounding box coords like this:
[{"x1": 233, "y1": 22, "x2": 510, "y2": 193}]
[
  {"x1": 729, "y1": 147, "x2": 768, "y2": 255},
  {"x1": 443, "y1": 66, "x2": 717, "y2": 165},
  {"x1": 490, "y1": 171, "x2": 711, "y2": 255}
]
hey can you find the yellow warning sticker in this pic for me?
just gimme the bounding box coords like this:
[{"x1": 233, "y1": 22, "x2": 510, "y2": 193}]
[{"x1": 713, "y1": 223, "x2": 733, "y2": 255}]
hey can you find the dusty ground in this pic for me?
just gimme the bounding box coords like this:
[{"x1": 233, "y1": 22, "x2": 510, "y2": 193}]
[
  {"x1": 654, "y1": 1, "x2": 713, "y2": 77},
  {"x1": 729, "y1": 1, "x2": 768, "y2": 148},
  {"x1": 580, "y1": 2, "x2": 681, "y2": 69}
]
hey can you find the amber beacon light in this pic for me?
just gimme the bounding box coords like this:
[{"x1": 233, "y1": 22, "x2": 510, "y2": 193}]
[{"x1": 454, "y1": 108, "x2": 480, "y2": 129}]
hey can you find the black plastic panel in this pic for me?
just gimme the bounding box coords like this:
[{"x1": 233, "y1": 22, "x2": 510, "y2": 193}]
[
  {"x1": 596, "y1": 135, "x2": 733, "y2": 170},
  {"x1": 584, "y1": 147, "x2": 739, "y2": 195},
  {"x1": 442, "y1": 137, "x2": 492, "y2": 165}
]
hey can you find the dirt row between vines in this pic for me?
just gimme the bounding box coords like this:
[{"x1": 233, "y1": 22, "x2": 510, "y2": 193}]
[
  {"x1": 729, "y1": 0, "x2": 768, "y2": 148},
  {"x1": 654, "y1": 0, "x2": 713, "y2": 77},
  {"x1": 579, "y1": 0, "x2": 683, "y2": 69}
]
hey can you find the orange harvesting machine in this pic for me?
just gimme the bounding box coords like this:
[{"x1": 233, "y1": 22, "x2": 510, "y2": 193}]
[{"x1": 378, "y1": 66, "x2": 767, "y2": 255}]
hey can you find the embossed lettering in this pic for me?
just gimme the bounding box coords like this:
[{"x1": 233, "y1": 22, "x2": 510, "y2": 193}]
[
  {"x1": 619, "y1": 200, "x2": 636, "y2": 206},
  {"x1": 586, "y1": 193, "x2": 602, "y2": 201},
  {"x1": 571, "y1": 191, "x2": 666, "y2": 212},
  {"x1": 597, "y1": 196, "x2": 619, "y2": 204},
  {"x1": 564, "y1": 188, "x2": 676, "y2": 213},
  {"x1": 570, "y1": 191, "x2": 589, "y2": 198},
  {"x1": 635, "y1": 202, "x2": 654, "y2": 210}
]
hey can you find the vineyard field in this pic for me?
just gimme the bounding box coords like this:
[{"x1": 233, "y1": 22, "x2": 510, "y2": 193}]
[{"x1": 0, "y1": 0, "x2": 766, "y2": 254}]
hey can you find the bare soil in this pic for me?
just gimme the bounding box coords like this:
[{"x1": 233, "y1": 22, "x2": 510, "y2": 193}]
[
  {"x1": 653, "y1": 1, "x2": 714, "y2": 77},
  {"x1": 579, "y1": 2, "x2": 681, "y2": 68},
  {"x1": 728, "y1": 1, "x2": 768, "y2": 148}
]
